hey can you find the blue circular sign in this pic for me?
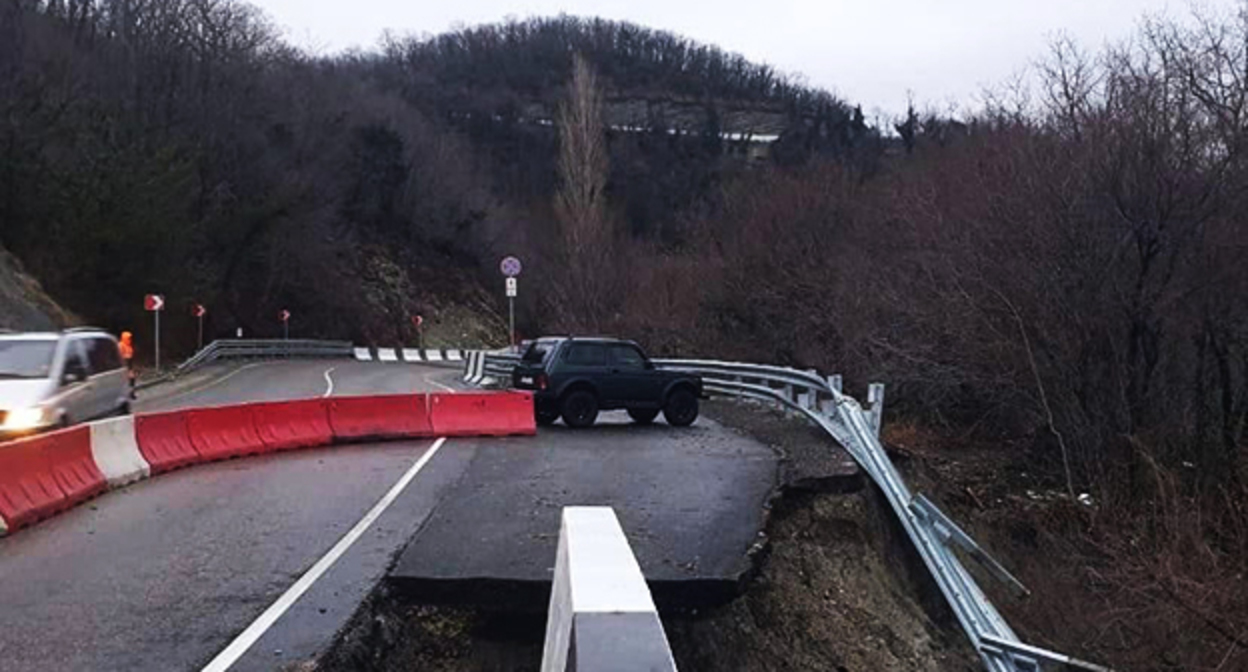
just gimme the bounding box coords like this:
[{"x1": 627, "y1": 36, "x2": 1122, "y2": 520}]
[{"x1": 500, "y1": 256, "x2": 523, "y2": 277}]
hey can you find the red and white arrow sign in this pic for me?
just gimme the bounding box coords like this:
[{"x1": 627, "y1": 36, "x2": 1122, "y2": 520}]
[
  {"x1": 144, "y1": 294, "x2": 165, "y2": 312},
  {"x1": 279, "y1": 309, "x2": 291, "y2": 322},
  {"x1": 193, "y1": 304, "x2": 206, "y2": 318}
]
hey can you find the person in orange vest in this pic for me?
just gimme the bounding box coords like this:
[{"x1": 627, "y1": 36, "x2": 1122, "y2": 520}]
[{"x1": 119, "y1": 331, "x2": 136, "y2": 399}]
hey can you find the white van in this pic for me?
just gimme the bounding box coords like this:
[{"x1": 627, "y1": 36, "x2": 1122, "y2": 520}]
[{"x1": 0, "y1": 329, "x2": 131, "y2": 440}]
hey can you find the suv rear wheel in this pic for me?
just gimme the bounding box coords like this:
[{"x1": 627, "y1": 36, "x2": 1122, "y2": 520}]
[
  {"x1": 627, "y1": 408, "x2": 660, "y2": 425},
  {"x1": 560, "y1": 390, "x2": 599, "y2": 428},
  {"x1": 663, "y1": 389, "x2": 699, "y2": 427}
]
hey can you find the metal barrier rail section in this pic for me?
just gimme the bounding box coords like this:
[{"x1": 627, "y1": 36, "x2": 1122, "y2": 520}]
[
  {"x1": 177, "y1": 339, "x2": 354, "y2": 374},
  {"x1": 480, "y1": 352, "x2": 1111, "y2": 672}
]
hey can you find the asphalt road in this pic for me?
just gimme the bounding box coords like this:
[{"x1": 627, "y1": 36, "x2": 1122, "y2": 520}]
[
  {"x1": 0, "y1": 360, "x2": 467, "y2": 672},
  {"x1": 0, "y1": 359, "x2": 781, "y2": 671},
  {"x1": 392, "y1": 413, "x2": 777, "y2": 610}
]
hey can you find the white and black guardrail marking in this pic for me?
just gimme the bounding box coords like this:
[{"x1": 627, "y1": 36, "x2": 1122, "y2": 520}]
[{"x1": 352, "y1": 347, "x2": 467, "y2": 364}]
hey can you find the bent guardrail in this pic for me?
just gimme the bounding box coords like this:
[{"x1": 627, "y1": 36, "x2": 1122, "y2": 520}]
[{"x1": 478, "y1": 351, "x2": 1111, "y2": 672}]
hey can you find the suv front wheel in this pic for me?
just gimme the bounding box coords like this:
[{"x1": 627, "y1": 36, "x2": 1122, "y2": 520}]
[
  {"x1": 663, "y1": 389, "x2": 699, "y2": 427},
  {"x1": 560, "y1": 390, "x2": 600, "y2": 428}
]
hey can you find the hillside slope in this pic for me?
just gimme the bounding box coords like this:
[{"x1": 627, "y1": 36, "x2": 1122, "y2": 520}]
[{"x1": 0, "y1": 246, "x2": 74, "y2": 331}]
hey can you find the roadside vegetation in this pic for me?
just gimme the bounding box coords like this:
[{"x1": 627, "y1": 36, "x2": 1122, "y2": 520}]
[{"x1": 2, "y1": 1, "x2": 1246, "y2": 669}]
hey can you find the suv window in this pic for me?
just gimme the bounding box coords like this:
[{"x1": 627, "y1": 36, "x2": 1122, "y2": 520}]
[
  {"x1": 85, "y1": 337, "x2": 122, "y2": 373},
  {"x1": 523, "y1": 339, "x2": 562, "y2": 364},
  {"x1": 609, "y1": 345, "x2": 646, "y2": 370},
  {"x1": 564, "y1": 343, "x2": 608, "y2": 366}
]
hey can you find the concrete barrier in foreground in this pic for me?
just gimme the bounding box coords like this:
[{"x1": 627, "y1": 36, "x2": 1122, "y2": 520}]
[{"x1": 541, "y1": 507, "x2": 677, "y2": 672}]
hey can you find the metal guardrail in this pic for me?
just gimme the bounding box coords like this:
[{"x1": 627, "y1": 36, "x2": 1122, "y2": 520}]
[
  {"x1": 479, "y1": 352, "x2": 1110, "y2": 672},
  {"x1": 177, "y1": 339, "x2": 354, "y2": 374}
]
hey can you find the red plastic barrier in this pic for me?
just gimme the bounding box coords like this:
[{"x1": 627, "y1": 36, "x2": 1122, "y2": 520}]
[
  {"x1": 0, "y1": 433, "x2": 66, "y2": 533},
  {"x1": 328, "y1": 394, "x2": 433, "y2": 442},
  {"x1": 135, "y1": 411, "x2": 200, "y2": 474},
  {"x1": 429, "y1": 392, "x2": 536, "y2": 437},
  {"x1": 251, "y1": 399, "x2": 333, "y2": 451},
  {"x1": 186, "y1": 405, "x2": 266, "y2": 461},
  {"x1": 43, "y1": 426, "x2": 107, "y2": 509}
]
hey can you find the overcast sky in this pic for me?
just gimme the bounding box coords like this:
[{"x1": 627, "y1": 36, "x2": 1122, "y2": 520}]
[{"x1": 250, "y1": 0, "x2": 1233, "y2": 119}]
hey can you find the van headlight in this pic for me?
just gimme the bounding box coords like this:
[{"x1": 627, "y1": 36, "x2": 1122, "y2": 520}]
[{"x1": 3, "y1": 407, "x2": 48, "y2": 431}]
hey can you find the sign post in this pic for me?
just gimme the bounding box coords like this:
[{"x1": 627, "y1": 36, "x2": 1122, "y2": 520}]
[
  {"x1": 500, "y1": 256, "x2": 522, "y2": 349},
  {"x1": 144, "y1": 294, "x2": 165, "y2": 371},
  {"x1": 412, "y1": 314, "x2": 424, "y2": 350},
  {"x1": 280, "y1": 309, "x2": 291, "y2": 340},
  {"x1": 193, "y1": 304, "x2": 206, "y2": 351}
]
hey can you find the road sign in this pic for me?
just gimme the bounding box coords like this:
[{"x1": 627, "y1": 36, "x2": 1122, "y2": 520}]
[
  {"x1": 500, "y1": 256, "x2": 523, "y2": 278},
  {"x1": 412, "y1": 315, "x2": 424, "y2": 328},
  {"x1": 193, "y1": 304, "x2": 207, "y2": 351},
  {"x1": 280, "y1": 309, "x2": 291, "y2": 322},
  {"x1": 144, "y1": 295, "x2": 165, "y2": 312},
  {"x1": 506, "y1": 277, "x2": 518, "y2": 298}
]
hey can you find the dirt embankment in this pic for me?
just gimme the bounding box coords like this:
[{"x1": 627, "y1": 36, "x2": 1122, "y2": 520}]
[
  {"x1": 315, "y1": 400, "x2": 980, "y2": 672},
  {"x1": 0, "y1": 245, "x2": 74, "y2": 331}
]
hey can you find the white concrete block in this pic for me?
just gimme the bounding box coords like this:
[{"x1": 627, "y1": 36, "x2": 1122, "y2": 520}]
[
  {"x1": 378, "y1": 348, "x2": 398, "y2": 362},
  {"x1": 424, "y1": 350, "x2": 444, "y2": 362},
  {"x1": 353, "y1": 347, "x2": 372, "y2": 362},
  {"x1": 446, "y1": 350, "x2": 463, "y2": 361},
  {"x1": 90, "y1": 416, "x2": 151, "y2": 488},
  {"x1": 402, "y1": 349, "x2": 423, "y2": 362},
  {"x1": 541, "y1": 507, "x2": 676, "y2": 672}
]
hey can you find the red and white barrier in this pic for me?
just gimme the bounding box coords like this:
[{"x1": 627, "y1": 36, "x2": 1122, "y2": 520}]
[
  {"x1": 0, "y1": 390, "x2": 533, "y2": 537},
  {"x1": 90, "y1": 416, "x2": 151, "y2": 487}
]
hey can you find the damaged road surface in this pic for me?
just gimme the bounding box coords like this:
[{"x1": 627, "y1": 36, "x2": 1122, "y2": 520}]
[{"x1": 389, "y1": 413, "x2": 780, "y2": 610}]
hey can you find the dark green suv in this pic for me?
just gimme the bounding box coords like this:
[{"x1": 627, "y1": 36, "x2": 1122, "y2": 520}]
[{"x1": 511, "y1": 337, "x2": 703, "y2": 428}]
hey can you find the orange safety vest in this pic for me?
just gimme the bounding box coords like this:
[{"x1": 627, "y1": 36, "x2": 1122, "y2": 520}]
[{"x1": 119, "y1": 336, "x2": 134, "y2": 361}]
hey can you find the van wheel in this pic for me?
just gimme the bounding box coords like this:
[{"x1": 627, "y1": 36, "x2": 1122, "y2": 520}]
[
  {"x1": 664, "y1": 389, "x2": 699, "y2": 427},
  {"x1": 561, "y1": 390, "x2": 599, "y2": 429},
  {"x1": 627, "y1": 408, "x2": 660, "y2": 425},
  {"x1": 119, "y1": 402, "x2": 132, "y2": 417}
]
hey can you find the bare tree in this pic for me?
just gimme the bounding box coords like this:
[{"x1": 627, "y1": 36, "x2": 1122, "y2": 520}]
[{"x1": 553, "y1": 53, "x2": 615, "y2": 329}]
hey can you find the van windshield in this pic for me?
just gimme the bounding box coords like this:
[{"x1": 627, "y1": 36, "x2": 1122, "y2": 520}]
[{"x1": 0, "y1": 340, "x2": 58, "y2": 379}]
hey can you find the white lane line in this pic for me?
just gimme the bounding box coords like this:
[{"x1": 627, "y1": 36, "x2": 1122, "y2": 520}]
[
  {"x1": 322, "y1": 367, "x2": 337, "y2": 398},
  {"x1": 423, "y1": 371, "x2": 457, "y2": 393},
  {"x1": 200, "y1": 437, "x2": 447, "y2": 672},
  {"x1": 144, "y1": 362, "x2": 267, "y2": 408}
]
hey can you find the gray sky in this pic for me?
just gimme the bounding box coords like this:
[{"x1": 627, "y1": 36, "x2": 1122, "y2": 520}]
[{"x1": 251, "y1": 0, "x2": 1229, "y2": 118}]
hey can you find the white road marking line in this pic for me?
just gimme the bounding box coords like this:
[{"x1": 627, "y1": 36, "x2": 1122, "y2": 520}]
[
  {"x1": 424, "y1": 371, "x2": 457, "y2": 393},
  {"x1": 146, "y1": 363, "x2": 267, "y2": 408},
  {"x1": 200, "y1": 437, "x2": 447, "y2": 672},
  {"x1": 322, "y1": 367, "x2": 337, "y2": 398}
]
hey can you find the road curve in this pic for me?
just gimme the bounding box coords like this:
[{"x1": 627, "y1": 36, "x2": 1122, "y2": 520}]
[
  {"x1": 0, "y1": 359, "x2": 779, "y2": 672},
  {"x1": 0, "y1": 360, "x2": 468, "y2": 672}
]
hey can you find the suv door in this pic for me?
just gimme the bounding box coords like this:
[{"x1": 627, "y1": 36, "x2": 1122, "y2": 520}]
[
  {"x1": 560, "y1": 342, "x2": 610, "y2": 396},
  {"x1": 605, "y1": 344, "x2": 665, "y2": 407}
]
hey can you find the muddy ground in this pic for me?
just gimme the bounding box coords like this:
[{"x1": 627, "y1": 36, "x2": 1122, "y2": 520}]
[{"x1": 314, "y1": 400, "x2": 981, "y2": 672}]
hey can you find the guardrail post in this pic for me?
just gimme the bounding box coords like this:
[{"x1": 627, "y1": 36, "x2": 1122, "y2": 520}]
[{"x1": 866, "y1": 383, "x2": 885, "y2": 438}]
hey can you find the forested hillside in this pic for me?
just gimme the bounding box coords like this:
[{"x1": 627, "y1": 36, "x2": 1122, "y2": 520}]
[
  {"x1": 2, "y1": 2, "x2": 1247, "y2": 669},
  {"x1": 0, "y1": 4, "x2": 868, "y2": 351}
]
